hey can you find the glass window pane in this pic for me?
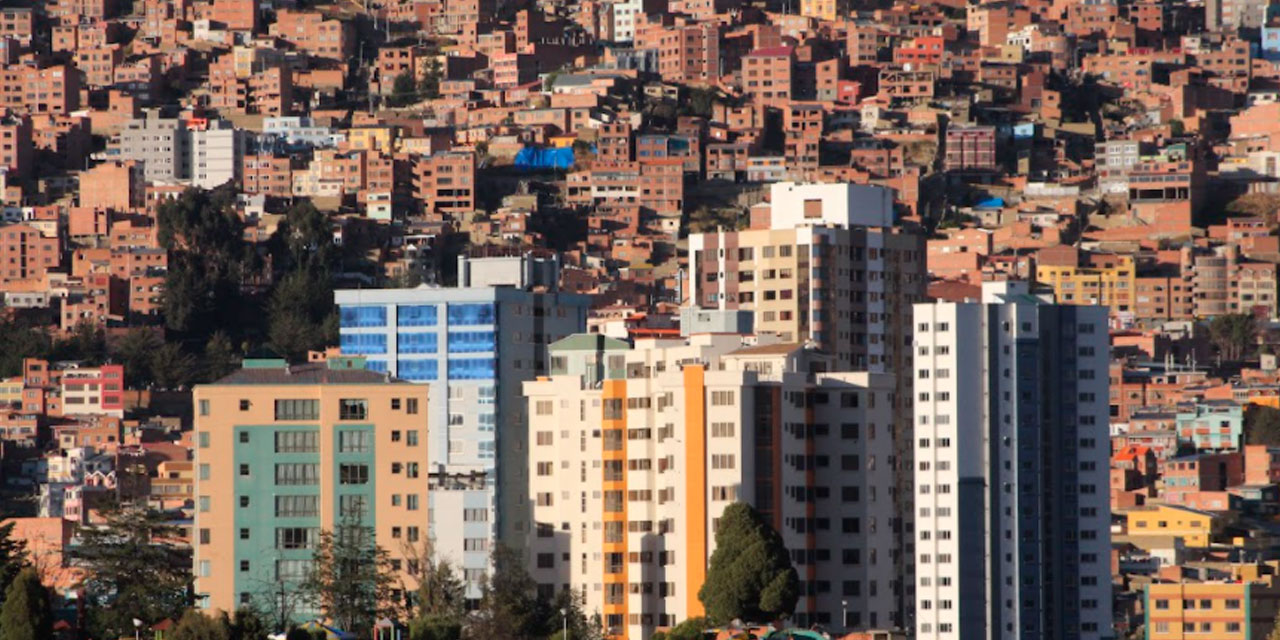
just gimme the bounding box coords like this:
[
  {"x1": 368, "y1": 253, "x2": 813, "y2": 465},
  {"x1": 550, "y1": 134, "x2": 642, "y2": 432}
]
[
  {"x1": 397, "y1": 305, "x2": 438, "y2": 327},
  {"x1": 340, "y1": 333, "x2": 386, "y2": 355},
  {"x1": 447, "y1": 303, "x2": 495, "y2": 326},
  {"x1": 340, "y1": 306, "x2": 386, "y2": 328},
  {"x1": 447, "y1": 330, "x2": 495, "y2": 353},
  {"x1": 397, "y1": 359, "x2": 438, "y2": 381},
  {"x1": 448, "y1": 358, "x2": 495, "y2": 380},
  {"x1": 398, "y1": 332, "x2": 439, "y2": 354}
]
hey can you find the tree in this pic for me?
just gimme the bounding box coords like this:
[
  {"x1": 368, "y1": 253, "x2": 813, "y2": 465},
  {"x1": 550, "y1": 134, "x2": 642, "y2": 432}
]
[
  {"x1": 469, "y1": 546, "x2": 552, "y2": 640},
  {"x1": 414, "y1": 555, "x2": 465, "y2": 622},
  {"x1": 0, "y1": 522, "x2": 27, "y2": 609},
  {"x1": 697, "y1": 503, "x2": 798, "y2": 624},
  {"x1": 74, "y1": 502, "x2": 191, "y2": 640},
  {"x1": 267, "y1": 269, "x2": 337, "y2": 361},
  {"x1": 151, "y1": 342, "x2": 200, "y2": 390},
  {"x1": 0, "y1": 321, "x2": 50, "y2": 378},
  {"x1": 408, "y1": 617, "x2": 461, "y2": 640},
  {"x1": 113, "y1": 328, "x2": 164, "y2": 388},
  {"x1": 654, "y1": 618, "x2": 711, "y2": 640},
  {"x1": 1267, "y1": 610, "x2": 1280, "y2": 640},
  {"x1": 202, "y1": 331, "x2": 240, "y2": 383},
  {"x1": 0, "y1": 567, "x2": 51, "y2": 640},
  {"x1": 1210, "y1": 313, "x2": 1258, "y2": 362},
  {"x1": 171, "y1": 610, "x2": 231, "y2": 640},
  {"x1": 390, "y1": 70, "x2": 418, "y2": 108},
  {"x1": 53, "y1": 320, "x2": 107, "y2": 364},
  {"x1": 300, "y1": 520, "x2": 399, "y2": 635},
  {"x1": 228, "y1": 609, "x2": 270, "y2": 640},
  {"x1": 419, "y1": 58, "x2": 442, "y2": 100},
  {"x1": 1247, "y1": 406, "x2": 1280, "y2": 446}
]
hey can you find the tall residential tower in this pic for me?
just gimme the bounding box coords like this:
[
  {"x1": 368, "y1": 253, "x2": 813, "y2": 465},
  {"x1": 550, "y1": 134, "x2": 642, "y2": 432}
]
[{"x1": 912, "y1": 282, "x2": 1112, "y2": 640}]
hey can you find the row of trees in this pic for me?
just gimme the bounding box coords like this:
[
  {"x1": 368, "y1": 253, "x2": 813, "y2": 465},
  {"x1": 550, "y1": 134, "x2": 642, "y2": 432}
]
[{"x1": 0, "y1": 497, "x2": 796, "y2": 640}]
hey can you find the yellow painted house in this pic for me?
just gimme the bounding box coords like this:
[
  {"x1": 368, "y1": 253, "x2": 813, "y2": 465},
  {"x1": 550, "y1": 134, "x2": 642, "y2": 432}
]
[
  {"x1": 1036, "y1": 254, "x2": 1135, "y2": 315},
  {"x1": 1126, "y1": 504, "x2": 1219, "y2": 547}
]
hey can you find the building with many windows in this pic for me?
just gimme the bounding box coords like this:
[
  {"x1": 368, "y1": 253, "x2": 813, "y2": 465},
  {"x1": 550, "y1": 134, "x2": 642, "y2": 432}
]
[
  {"x1": 912, "y1": 281, "x2": 1112, "y2": 639},
  {"x1": 192, "y1": 357, "x2": 430, "y2": 617},
  {"x1": 524, "y1": 332, "x2": 897, "y2": 638},
  {"x1": 335, "y1": 253, "x2": 590, "y2": 600}
]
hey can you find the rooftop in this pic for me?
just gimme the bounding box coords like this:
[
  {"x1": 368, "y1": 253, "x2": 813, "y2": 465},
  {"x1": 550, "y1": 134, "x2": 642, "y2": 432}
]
[{"x1": 209, "y1": 361, "x2": 400, "y2": 385}]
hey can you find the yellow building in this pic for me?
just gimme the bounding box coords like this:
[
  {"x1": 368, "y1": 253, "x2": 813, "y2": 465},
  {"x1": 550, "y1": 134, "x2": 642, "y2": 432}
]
[
  {"x1": 798, "y1": 0, "x2": 846, "y2": 22},
  {"x1": 1146, "y1": 572, "x2": 1280, "y2": 640},
  {"x1": 0, "y1": 376, "x2": 22, "y2": 408},
  {"x1": 193, "y1": 357, "x2": 429, "y2": 618},
  {"x1": 345, "y1": 126, "x2": 396, "y2": 152},
  {"x1": 1036, "y1": 254, "x2": 1136, "y2": 315},
  {"x1": 1125, "y1": 504, "x2": 1219, "y2": 548}
]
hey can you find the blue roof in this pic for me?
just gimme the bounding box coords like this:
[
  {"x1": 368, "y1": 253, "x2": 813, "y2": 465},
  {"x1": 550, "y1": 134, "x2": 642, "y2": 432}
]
[{"x1": 976, "y1": 197, "x2": 1005, "y2": 209}]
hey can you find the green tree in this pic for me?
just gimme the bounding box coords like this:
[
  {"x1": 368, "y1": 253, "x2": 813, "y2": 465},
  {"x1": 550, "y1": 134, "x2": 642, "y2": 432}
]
[
  {"x1": 202, "y1": 331, "x2": 240, "y2": 382},
  {"x1": 1210, "y1": 313, "x2": 1259, "y2": 362},
  {"x1": 74, "y1": 502, "x2": 191, "y2": 640},
  {"x1": 171, "y1": 609, "x2": 231, "y2": 640},
  {"x1": 697, "y1": 503, "x2": 798, "y2": 624},
  {"x1": 419, "y1": 58, "x2": 442, "y2": 100},
  {"x1": 390, "y1": 70, "x2": 419, "y2": 108},
  {"x1": 0, "y1": 567, "x2": 51, "y2": 640},
  {"x1": 0, "y1": 321, "x2": 50, "y2": 378},
  {"x1": 113, "y1": 328, "x2": 164, "y2": 388},
  {"x1": 1248, "y1": 405, "x2": 1280, "y2": 446},
  {"x1": 0, "y1": 522, "x2": 28, "y2": 608},
  {"x1": 469, "y1": 546, "x2": 552, "y2": 640},
  {"x1": 267, "y1": 269, "x2": 337, "y2": 361},
  {"x1": 151, "y1": 342, "x2": 199, "y2": 390},
  {"x1": 53, "y1": 320, "x2": 107, "y2": 364},
  {"x1": 228, "y1": 609, "x2": 270, "y2": 640},
  {"x1": 415, "y1": 556, "x2": 465, "y2": 621},
  {"x1": 655, "y1": 618, "x2": 711, "y2": 640},
  {"x1": 300, "y1": 521, "x2": 399, "y2": 636},
  {"x1": 408, "y1": 617, "x2": 461, "y2": 640}
]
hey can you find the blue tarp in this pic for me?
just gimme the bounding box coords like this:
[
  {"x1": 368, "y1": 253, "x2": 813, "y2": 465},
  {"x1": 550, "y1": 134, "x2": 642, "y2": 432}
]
[
  {"x1": 514, "y1": 146, "x2": 575, "y2": 170},
  {"x1": 976, "y1": 197, "x2": 1005, "y2": 209}
]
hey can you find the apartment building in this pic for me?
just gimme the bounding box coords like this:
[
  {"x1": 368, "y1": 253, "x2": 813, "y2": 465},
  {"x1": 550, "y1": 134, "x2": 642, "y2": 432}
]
[
  {"x1": 192, "y1": 357, "x2": 430, "y2": 617},
  {"x1": 335, "y1": 254, "x2": 590, "y2": 600},
  {"x1": 411, "y1": 151, "x2": 477, "y2": 215},
  {"x1": 742, "y1": 47, "x2": 794, "y2": 107},
  {"x1": 1036, "y1": 253, "x2": 1136, "y2": 317},
  {"x1": 525, "y1": 333, "x2": 897, "y2": 637},
  {"x1": 0, "y1": 223, "x2": 60, "y2": 284},
  {"x1": 689, "y1": 180, "x2": 925, "y2": 628},
  {"x1": 190, "y1": 120, "x2": 245, "y2": 189},
  {"x1": 943, "y1": 125, "x2": 997, "y2": 173},
  {"x1": 118, "y1": 112, "x2": 190, "y2": 183},
  {"x1": 0, "y1": 63, "x2": 81, "y2": 115},
  {"x1": 912, "y1": 281, "x2": 1112, "y2": 639},
  {"x1": 1146, "y1": 573, "x2": 1280, "y2": 640}
]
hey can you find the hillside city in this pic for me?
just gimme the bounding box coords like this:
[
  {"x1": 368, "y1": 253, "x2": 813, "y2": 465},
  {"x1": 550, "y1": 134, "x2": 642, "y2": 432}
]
[{"x1": 4, "y1": 0, "x2": 1280, "y2": 638}]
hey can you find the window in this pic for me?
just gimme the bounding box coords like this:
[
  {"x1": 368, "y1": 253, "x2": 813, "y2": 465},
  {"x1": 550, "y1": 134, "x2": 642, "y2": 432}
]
[
  {"x1": 275, "y1": 463, "x2": 319, "y2": 486},
  {"x1": 239, "y1": 399, "x2": 251, "y2": 411},
  {"x1": 711, "y1": 455, "x2": 735, "y2": 469},
  {"x1": 274, "y1": 399, "x2": 319, "y2": 421},
  {"x1": 711, "y1": 391, "x2": 735, "y2": 406},
  {"x1": 448, "y1": 331, "x2": 496, "y2": 353},
  {"x1": 339, "y1": 399, "x2": 368, "y2": 421},
  {"x1": 199, "y1": 399, "x2": 210, "y2": 416},
  {"x1": 447, "y1": 303, "x2": 495, "y2": 326},
  {"x1": 447, "y1": 358, "x2": 495, "y2": 380},
  {"x1": 338, "y1": 430, "x2": 371, "y2": 453},
  {"x1": 397, "y1": 305, "x2": 438, "y2": 326},
  {"x1": 199, "y1": 432, "x2": 210, "y2": 448},
  {"x1": 275, "y1": 495, "x2": 318, "y2": 517},
  {"x1": 407, "y1": 430, "x2": 419, "y2": 445},
  {"x1": 407, "y1": 494, "x2": 419, "y2": 510},
  {"x1": 340, "y1": 333, "x2": 387, "y2": 355},
  {"x1": 340, "y1": 306, "x2": 386, "y2": 328},
  {"x1": 339, "y1": 464, "x2": 369, "y2": 485},
  {"x1": 711, "y1": 422, "x2": 735, "y2": 437},
  {"x1": 397, "y1": 332, "x2": 438, "y2": 354},
  {"x1": 407, "y1": 399, "x2": 419, "y2": 415},
  {"x1": 276, "y1": 527, "x2": 317, "y2": 550},
  {"x1": 274, "y1": 431, "x2": 318, "y2": 453},
  {"x1": 340, "y1": 494, "x2": 368, "y2": 518},
  {"x1": 239, "y1": 464, "x2": 250, "y2": 477},
  {"x1": 398, "y1": 359, "x2": 438, "y2": 381},
  {"x1": 276, "y1": 559, "x2": 313, "y2": 580}
]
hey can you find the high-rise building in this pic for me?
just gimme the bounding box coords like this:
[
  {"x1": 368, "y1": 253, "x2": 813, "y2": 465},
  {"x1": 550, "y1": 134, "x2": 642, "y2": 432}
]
[
  {"x1": 335, "y1": 253, "x2": 590, "y2": 599},
  {"x1": 525, "y1": 333, "x2": 897, "y2": 638},
  {"x1": 190, "y1": 120, "x2": 245, "y2": 189},
  {"x1": 912, "y1": 282, "x2": 1112, "y2": 640},
  {"x1": 192, "y1": 357, "x2": 430, "y2": 618},
  {"x1": 688, "y1": 181, "x2": 925, "y2": 627}
]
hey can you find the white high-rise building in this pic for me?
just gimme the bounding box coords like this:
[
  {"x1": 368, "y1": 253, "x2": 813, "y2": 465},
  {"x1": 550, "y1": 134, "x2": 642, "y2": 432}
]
[{"x1": 912, "y1": 282, "x2": 1112, "y2": 640}]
